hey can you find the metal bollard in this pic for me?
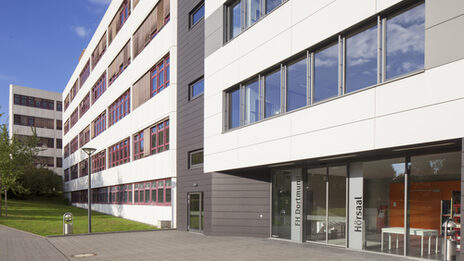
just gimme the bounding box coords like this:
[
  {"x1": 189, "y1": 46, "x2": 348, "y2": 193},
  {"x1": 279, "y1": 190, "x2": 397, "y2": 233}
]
[{"x1": 63, "y1": 212, "x2": 73, "y2": 235}]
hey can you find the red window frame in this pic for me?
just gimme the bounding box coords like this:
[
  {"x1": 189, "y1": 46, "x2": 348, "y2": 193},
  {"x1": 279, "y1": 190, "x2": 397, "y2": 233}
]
[
  {"x1": 79, "y1": 160, "x2": 89, "y2": 177},
  {"x1": 79, "y1": 61, "x2": 91, "y2": 88},
  {"x1": 153, "y1": 179, "x2": 172, "y2": 206},
  {"x1": 150, "y1": 55, "x2": 170, "y2": 97},
  {"x1": 64, "y1": 120, "x2": 70, "y2": 135},
  {"x1": 79, "y1": 127, "x2": 90, "y2": 148},
  {"x1": 64, "y1": 168, "x2": 70, "y2": 182},
  {"x1": 92, "y1": 73, "x2": 107, "y2": 104},
  {"x1": 119, "y1": 0, "x2": 130, "y2": 27},
  {"x1": 64, "y1": 144, "x2": 70, "y2": 158},
  {"x1": 70, "y1": 108, "x2": 79, "y2": 128},
  {"x1": 108, "y1": 137, "x2": 130, "y2": 168},
  {"x1": 70, "y1": 136, "x2": 79, "y2": 154},
  {"x1": 70, "y1": 164, "x2": 78, "y2": 180},
  {"x1": 133, "y1": 131, "x2": 144, "y2": 160},
  {"x1": 108, "y1": 89, "x2": 130, "y2": 127},
  {"x1": 93, "y1": 111, "x2": 106, "y2": 138},
  {"x1": 64, "y1": 94, "x2": 70, "y2": 111},
  {"x1": 150, "y1": 119, "x2": 169, "y2": 155},
  {"x1": 91, "y1": 150, "x2": 106, "y2": 173},
  {"x1": 79, "y1": 92, "x2": 91, "y2": 117}
]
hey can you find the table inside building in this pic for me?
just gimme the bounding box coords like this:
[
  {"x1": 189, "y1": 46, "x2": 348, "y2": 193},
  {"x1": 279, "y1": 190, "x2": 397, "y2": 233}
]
[{"x1": 381, "y1": 227, "x2": 439, "y2": 256}]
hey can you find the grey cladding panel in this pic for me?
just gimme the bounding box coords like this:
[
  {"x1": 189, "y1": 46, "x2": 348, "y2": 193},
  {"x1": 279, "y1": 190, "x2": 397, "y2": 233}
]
[
  {"x1": 205, "y1": 5, "x2": 224, "y2": 58},
  {"x1": 425, "y1": 0, "x2": 464, "y2": 29},
  {"x1": 425, "y1": 14, "x2": 464, "y2": 69}
]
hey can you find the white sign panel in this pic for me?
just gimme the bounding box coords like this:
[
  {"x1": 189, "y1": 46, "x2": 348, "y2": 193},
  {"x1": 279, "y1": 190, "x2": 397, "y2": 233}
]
[
  {"x1": 291, "y1": 172, "x2": 303, "y2": 242},
  {"x1": 349, "y1": 162, "x2": 364, "y2": 249}
]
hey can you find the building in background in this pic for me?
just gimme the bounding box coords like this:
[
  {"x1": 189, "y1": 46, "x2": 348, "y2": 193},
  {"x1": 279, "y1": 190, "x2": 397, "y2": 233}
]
[
  {"x1": 62, "y1": 0, "x2": 176, "y2": 228},
  {"x1": 8, "y1": 84, "x2": 63, "y2": 176},
  {"x1": 202, "y1": 0, "x2": 464, "y2": 260}
]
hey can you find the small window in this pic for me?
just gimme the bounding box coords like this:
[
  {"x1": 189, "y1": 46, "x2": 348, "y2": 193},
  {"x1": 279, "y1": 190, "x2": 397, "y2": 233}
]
[
  {"x1": 189, "y1": 149, "x2": 204, "y2": 169},
  {"x1": 189, "y1": 77, "x2": 204, "y2": 100},
  {"x1": 190, "y1": 2, "x2": 205, "y2": 28}
]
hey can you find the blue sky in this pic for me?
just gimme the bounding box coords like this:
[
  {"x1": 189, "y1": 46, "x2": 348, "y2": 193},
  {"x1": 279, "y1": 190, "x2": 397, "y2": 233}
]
[{"x1": 0, "y1": 0, "x2": 111, "y2": 121}]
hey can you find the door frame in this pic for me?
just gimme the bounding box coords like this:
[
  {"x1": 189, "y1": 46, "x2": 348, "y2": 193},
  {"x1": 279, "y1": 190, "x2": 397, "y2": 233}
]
[{"x1": 187, "y1": 192, "x2": 203, "y2": 232}]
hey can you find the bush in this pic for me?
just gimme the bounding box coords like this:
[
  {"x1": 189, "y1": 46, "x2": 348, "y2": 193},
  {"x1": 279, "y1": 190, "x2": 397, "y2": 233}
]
[{"x1": 18, "y1": 167, "x2": 63, "y2": 197}]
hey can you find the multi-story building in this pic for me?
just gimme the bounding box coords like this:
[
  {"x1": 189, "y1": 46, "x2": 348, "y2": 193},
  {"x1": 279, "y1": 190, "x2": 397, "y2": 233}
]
[
  {"x1": 199, "y1": 0, "x2": 464, "y2": 260},
  {"x1": 9, "y1": 84, "x2": 63, "y2": 175},
  {"x1": 62, "y1": 0, "x2": 176, "y2": 228}
]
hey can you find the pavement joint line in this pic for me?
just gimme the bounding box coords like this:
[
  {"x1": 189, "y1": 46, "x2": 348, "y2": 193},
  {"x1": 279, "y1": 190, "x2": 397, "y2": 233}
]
[
  {"x1": 46, "y1": 237, "x2": 71, "y2": 261},
  {"x1": 47, "y1": 228, "x2": 175, "y2": 238}
]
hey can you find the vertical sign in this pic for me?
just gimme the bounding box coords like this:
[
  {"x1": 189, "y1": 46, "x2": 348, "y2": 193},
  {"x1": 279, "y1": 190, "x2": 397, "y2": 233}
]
[
  {"x1": 349, "y1": 162, "x2": 364, "y2": 249},
  {"x1": 291, "y1": 172, "x2": 303, "y2": 242}
]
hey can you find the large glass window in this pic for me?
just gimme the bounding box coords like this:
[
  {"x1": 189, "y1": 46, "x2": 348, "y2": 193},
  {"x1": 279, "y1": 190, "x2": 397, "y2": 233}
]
[
  {"x1": 264, "y1": 69, "x2": 281, "y2": 118},
  {"x1": 265, "y1": 0, "x2": 282, "y2": 14},
  {"x1": 229, "y1": 1, "x2": 242, "y2": 39},
  {"x1": 314, "y1": 44, "x2": 339, "y2": 103},
  {"x1": 244, "y1": 79, "x2": 260, "y2": 124},
  {"x1": 286, "y1": 56, "x2": 307, "y2": 111},
  {"x1": 190, "y1": 77, "x2": 204, "y2": 100},
  {"x1": 246, "y1": 0, "x2": 261, "y2": 27},
  {"x1": 346, "y1": 24, "x2": 378, "y2": 93},
  {"x1": 272, "y1": 170, "x2": 292, "y2": 239},
  {"x1": 228, "y1": 88, "x2": 240, "y2": 129},
  {"x1": 386, "y1": 3, "x2": 425, "y2": 80}
]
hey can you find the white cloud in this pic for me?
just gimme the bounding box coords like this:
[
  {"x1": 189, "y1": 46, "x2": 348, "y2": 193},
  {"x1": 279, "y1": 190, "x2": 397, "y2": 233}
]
[
  {"x1": 88, "y1": 0, "x2": 112, "y2": 5},
  {"x1": 73, "y1": 26, "x2": 91, "y2": 38}
]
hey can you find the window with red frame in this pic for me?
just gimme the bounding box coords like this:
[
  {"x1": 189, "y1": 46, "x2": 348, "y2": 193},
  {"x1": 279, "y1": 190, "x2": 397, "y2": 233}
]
[
  {"x1": 64, "y1": 168, "x2": 70, "y2": 182},
  {"x1": 134, "y1": 183, "x2": 140, "y2": 203},
  {"x1": 91, "y1": 150, "x2": 106, "y2": 173},
  {"x1": 108, "y1": 89, "x2": 130, "y2": 127},
  {"x1": 79, "y1": 160, "x2": 89, "y2": 177},
  {"x1": 154, "y1": 179, "x2": 171, "y2": 205},
  {"x1": 108, "y1": 137, "x2": 130, "y2": 168},
  {"x1": 80, "y1": 60, "x2": 91, "y2": 88},
  {"x1": 126, "y1": 184, "x2": 133, "y2": 204},
  {"x1": 64, "y1": 120, "x2": 70, "y2": 135},
  {"x1": 70, "y1": 164, "x2": 78, "y2": 180},
  {"x1": 93, "y1": 111, "x2": 106, "y2": 138},
  {"x1": 79, "y1": 92, "x2": 91, "y2": 117},
  {"x1": 64, "y1": 94, "x2": 70, "y2": 111},
  {"x1": 133, "y1": 131, "x2": 144, "y2": 160},
  {"x1": 120, "y1": 0, "x2": 130, "y2": 27},
  {"x1": 150, "y1": 119, "x2": 169, "y2": 154},
  {"x1": 150, "y1": 55, "x2": 170, "y2": 97},
  {"x1": 110, "y1": 186, "x2": 124, "y2": 204},
  {"x1": 92, "y1": 73, "x2": 106, "y2": 104},
  {"x1": 70, "y1": 136, "x2": 79, "y2": 154},
  {"x1": 79, "y1": 126, "x2": 90, "y2": 148},
  {"x1": 64, "y1": 144, "x2": 70, "y2": 158},
  {"x1": 70, "y1": 108, "x2": 79, "y2": 128},
  {"x1": 71, "y1": 81, "x2": 78, "y2": 101},
  {"x1": 92, "y1": 187, "x2": 108, "y2": 204}
]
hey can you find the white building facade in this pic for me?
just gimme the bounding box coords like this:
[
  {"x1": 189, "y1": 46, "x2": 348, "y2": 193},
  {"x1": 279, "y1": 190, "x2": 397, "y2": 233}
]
[
  {"x1": 62, "y1": 0, "x2": 177, "y2": 228},
  {"x1": 203, "y1": 0, "x2": 464, "y2": 259},
  {"x1": 9, "y1": 84, "x2": 63, "y2": 175}
]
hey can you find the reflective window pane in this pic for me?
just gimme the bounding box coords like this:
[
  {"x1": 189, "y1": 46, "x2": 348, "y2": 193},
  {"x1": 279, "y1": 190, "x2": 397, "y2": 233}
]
[
  {"x1": 386, "y1": 3, "x2": 425, "y2": 80},
  {"x1": 272, "y1": 170, "x2": 292, "y2": 239},
  {"x1": 230, "y1": 1, "x2": 242, "y2": 39},
  {"x1": 305, "y1": 167, "x2": 327, "y2": 243},
  {"x1": 346, "y1": 25, "x2": 378, "y2": 93},
  {"x1": 229, "y1": 88, "x2": 240, "y2": 128},
  {"x1": 191, "y1": 78, "x2": 204, "y2": 99},
  {"x1": 246, "y1": 0, "x2": 261, "y2": 27},
  {"x1": 328, "y1": 166, "x2": 346, "y2": 246},
  {"x1": 286, "y1": 56, "x2": 307, "y2": 112},
  {"x1": 191, "y1": 4, "x2": 205, "y2": 26},
  {"x1": 266, "y1": 0, "x2": 282, "y2": 14},
  {"x1": 314, "y1": 44, "x2": 339, "y2": 103},
  {"x1": 245, "y1": 79, "x2": 260, "y2": 124},
  {"x1": 264, "y1": 69, "x2": 281, "y2": 118}
]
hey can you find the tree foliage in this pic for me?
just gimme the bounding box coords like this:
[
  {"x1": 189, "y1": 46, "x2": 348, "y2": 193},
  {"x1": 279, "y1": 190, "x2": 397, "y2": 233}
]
[{"x1": 19, "y1": 167, "x2": 62, "y2": 196}]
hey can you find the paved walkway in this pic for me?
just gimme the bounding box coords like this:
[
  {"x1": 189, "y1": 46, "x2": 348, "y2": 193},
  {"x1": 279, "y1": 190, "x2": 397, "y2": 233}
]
[{"x1": 0, "y1": 225, "x2": 413, "y2": 261}]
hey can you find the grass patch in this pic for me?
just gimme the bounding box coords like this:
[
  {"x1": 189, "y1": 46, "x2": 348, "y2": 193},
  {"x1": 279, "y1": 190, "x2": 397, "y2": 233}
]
[{"x1": 0, "y1": 197, "x2": 157, "y2": 236}]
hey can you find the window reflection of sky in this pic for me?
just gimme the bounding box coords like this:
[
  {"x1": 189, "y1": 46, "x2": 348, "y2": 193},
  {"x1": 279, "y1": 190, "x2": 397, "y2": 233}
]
[
  {"x1": 314, "y1": 44, "x2": 338, "y2": 103},
  {"x1": 245, "y1": 80, "x2": 260, "y2": 124},
  {"x1": 230, "y1": 88, "x2": 240, "y2": 128},
  {"x1": 287, "y1": 57, "x2": 307, "y2": 111},
  {"x1": 231, "y1": 2, "x2": 241, "y2": 39},
  {"x1": 386, "y1": 3, "x2": 424, "y2": 80},
  {"x1": 346, "y1": 25, "x2": 377, "y2": 93},
  {"x1": 265, "y1": 70, "x2": 281, "y2": 118},
  {"x1": 266, "y1": 0, "x2": 282, "y2": 14},
  {"x1": 247, "y1": 0, "x2": 261, "y2": 26}
]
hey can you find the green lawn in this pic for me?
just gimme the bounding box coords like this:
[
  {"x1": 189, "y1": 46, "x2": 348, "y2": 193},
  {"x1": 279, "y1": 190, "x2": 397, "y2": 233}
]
[{"x1": 0, "y1": 198, "x2": 157, "y2": 236}]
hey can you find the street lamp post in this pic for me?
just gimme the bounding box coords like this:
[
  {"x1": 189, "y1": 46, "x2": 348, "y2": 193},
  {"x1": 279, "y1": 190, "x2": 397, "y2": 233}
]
[{"x1": 82, "y1": 147, "x2": 96, "y2": 234}]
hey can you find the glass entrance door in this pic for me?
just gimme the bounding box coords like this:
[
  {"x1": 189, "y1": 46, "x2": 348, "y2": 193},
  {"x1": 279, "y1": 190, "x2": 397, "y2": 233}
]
[
  {"x1": 305, "y1": 166, "x2": 347, "y2": 246},
  {"x1": 188, "y1": 192, "x2": 203, "y2": 232}
]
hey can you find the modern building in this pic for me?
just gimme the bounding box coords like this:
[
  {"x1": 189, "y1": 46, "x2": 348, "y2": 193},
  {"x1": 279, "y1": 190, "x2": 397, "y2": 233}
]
[
  {"x1": 9, "y1": 84, "x2": 63, "y2": 175},
  {"x1": 62, "y1": 0, "x2": 176, "y2": 228},
  {"x1": 199, "y1": 0, "x2": 464, "y2": 260}
]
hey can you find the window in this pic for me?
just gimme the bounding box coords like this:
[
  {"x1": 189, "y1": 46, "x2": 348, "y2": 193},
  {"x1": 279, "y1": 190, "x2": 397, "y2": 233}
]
[
  {"x1": 70, "y1": 164, "x2": 78, "y2": 180},
  {"x1": 79, "y1": 126, "x2": 90, "y2": 148},
  {"x1": 64, "y1": 120, "x2": 70, "y2": 135},
  {"x1": 79, "y1": 160, "x2": 89, "y2": 177},
  {"x1": 13, "y1": 94, "x2": 54, "y2": 110},
  {"x1": 189, "y1": 149, "x2": 204, "y2": 169},
  {"x1": 79, "y1": 60, "x2": 91, "y2": 88},
  {"x1": 345, "y1": 24, "x2": 378, "y2": 93},
  {"x1": 91, "y1": 150, "x2": 106, "y2": 173},
  {"x1": 314, "y1": 43, "x2": 339, "y2": 103},
  {"x1": 228, "y1": 0, "x2": 242, "y2": 40},
  {"x1": 64, "y1": 144, "x2": 70, "y2": 158},
  {"x1": 79, "y1": 92, "x2": 91, "y2": 117},
  {"x1": 92, "y1": 32, "x2": 107, "y2": 68},
  {"x1": 246, "y1": 0, "x2": 262, "y2": 27},
  {"x1": 64, "y1": 168, "x2": 70, "y2": 182},
  {"x1": 286, "y1": 56, "x2": 307, "y2": 111},
  {"x1": 108, "y1": 89, "x2": 130, "y2": 127},
  {"x1": 386, "y1": 3, "x2": 425, "y2": 80},
  {"x1": 70, "y1": 108, "x2": 79, "y2": 128},
  {"x1": 56, "y1": 138, "x2": 62, "y2": 149},
  {"x1": 264, "y1": 69, "x2": 281, "y2": 118},
  {"x1": 189, "y1": 77, "x2": 204, "y2": 100},
  {"x1": 244, "y1": 79, "x2": 259, "y2": 124},
  {"x1": 120, "y1": 0, "x2": 130, "y2": 27},
  {"x1": 70, "y1": 136, "x2": 78, "y2": 154},
  {"x1": 133, "y1": 131, "x2": 144, "y2": 160},
  {"x1": 228, "y1": 87, "x2": 240, "y2": 129},
  {"x1": 56, "y1": 102, "x2": 62, "y2": 111},
  {"x1": 92, "y1": 73, "x2": 106, "y2": 104},
  {"x1": 265, "y1": 0, "x2": 282, "y2": 14},
  {"x1": 108, "y1": 137, "x2": 130, "y2": 168},
  {"x1": 36, "y1": 156, "x2": 54, "y2": 167},
  {"x1": 64, "y1": 94, "x2": 70, "y2": 111},
  {"x1": 108, "y1": 41, "x2": 131, "y2": 86},
  {"x1": 56, "y1": 157, "x2": 62, "y2": 168},
  {"x1": 151, "y1": 55, "x2": 170, "y2": 97},
  {"x1": 150, "y1": 119, "x2": 169, "y2": 154},
  {"x1": 190, "y1": 2, "x2": 205, "y2": 28},
  {"x1": 13, "y1": 114, "x2": 54, "y2": 129},
  {"x1": 93, "y1": 111, "x2": 106, "y2": 138},
  {"x1": 56, "y1": 120, "x2": 62, "y2": 130}
]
